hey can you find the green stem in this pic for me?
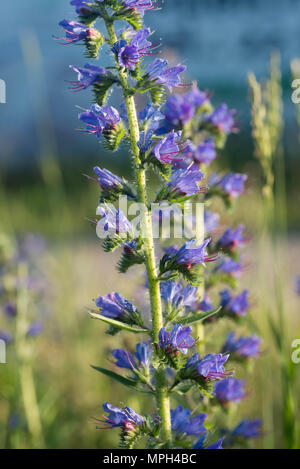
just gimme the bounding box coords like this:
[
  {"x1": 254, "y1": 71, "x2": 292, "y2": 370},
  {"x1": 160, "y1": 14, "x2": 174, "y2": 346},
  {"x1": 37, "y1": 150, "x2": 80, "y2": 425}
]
[{"x1": 100, "y1": 7, "x2": 172, "y2": 445}]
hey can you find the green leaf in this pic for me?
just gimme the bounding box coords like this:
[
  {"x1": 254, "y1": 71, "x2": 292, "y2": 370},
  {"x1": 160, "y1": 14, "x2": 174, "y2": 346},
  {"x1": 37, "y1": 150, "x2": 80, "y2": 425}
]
[
  {"x1": 91, "y1": 365, "x2": 139, "y2": 390},
  {"x1": 177, "y1": 307, "x2": 221, "y2": 326},
  {"x1": 89, "y1": 312, "x2": 149, "y2": 334}
]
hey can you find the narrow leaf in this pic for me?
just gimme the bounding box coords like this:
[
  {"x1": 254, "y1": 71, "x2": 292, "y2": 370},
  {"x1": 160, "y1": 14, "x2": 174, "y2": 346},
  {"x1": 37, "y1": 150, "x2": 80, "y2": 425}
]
[
  {"x1": 177, "y1": 307, "x2": 221, "y2": 326},
  {"x1": 91, "y1": 365, "x2": 138, "y2": 390},
  {"x1": 89, "y1": 312, "x2": 149, "y2": 334}
]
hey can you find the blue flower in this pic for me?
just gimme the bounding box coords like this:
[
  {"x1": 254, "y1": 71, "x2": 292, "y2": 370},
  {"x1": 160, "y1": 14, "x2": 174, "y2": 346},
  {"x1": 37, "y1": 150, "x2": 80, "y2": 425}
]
[
  {"x1": 220, "y1": 289, "x2": 250, "y2": 317},
  {"x1": 218, "y1": 225, "x2": 244, "y2": 250},
  {"x1": 70, "y1": 0, "x2": 99, "y2": 14},
  {"x1": 222, "y1": 332, "x2": 262, "y2": 358},
  {"x1": 96, "y1": 205, "x2": 131, "y2": 235},
  {"x1": 205, "y1": 104, "x2": 237, "y2": 134},
  {"x1": 194, "y1": 434, "x2": 224, "y2": 449},
  {"x1": 214, "y1": 378, "x2": 245, "y2": 404},
  {"x1": 171, "y1": 405, "x2": 207, "y2": 436},
  {"x1": 123, "y1": 0, "x2": 155, "y2": 16},
  {"x1": 198, "y1": 294, "x2": 214, "y2": 313},
  {"x1": 166, "y1": 168, "x2": 205, "y2": 198},
  {"x1": 213, "y1": 173, "x2": 248, "y2": 199},
  {"x1": 204, "y1": 210, "x2": 220, "y2": 233},
  {"x1": 147, "y1": 59, "x2": 186, "y2": 92},
  {"x1": 112, "y1": 349, "x2": 137, "y2": 369},
  {"x1": 173, "y1": 238, "x2": 217, "y2": 267},
  {"x1": 27, "y1": 321, "x2": 44, "y2": 338},
  {"x1": 216, "y1": 258, "x2": 243, "y2": 278},
  {"x1": 159, "y1": 324, "x2": 195, "y2": 354},
  {"x1": 153, "y1": 130, "x2": 183, "y2": 164},
  {"x1": 137, "y1": 104, "x2": 164, "y2": 151},
  {"x1": 57, "y1": 20, "x2": 91, "y2": 44},
  {"x1": 94, "y1": 293, "x2": 138, "y2": 320},
  {"x1": 3, "y1": 302, "x2": 17, "y2": 319},
  {"x1": 185, "y1": 353, "x2": 230, "y2": 381},
  {"x1": 100, "y1": 403, "x2": 144, "y2": 431},
  {"x1": 164, "y1": 86, "x2": 209, "y2": 128},
  {"x1": 78, "y1": 104, "x2": 120, "y2": 138},
  {"x1": 232, "y1": 419, "x2": 262, "y2": 439},
  {"x1": 296, "y1": 277, "x2": 300, "y2": 296},
  {"x1": 93, "y1": 167, "x2": 123, "y2": 190},
  {"x1": 113, "y1": 28, "x2": 156, "y2": 71},
  {"x1": 164, "y1": 95, "x2": 195, "y2": 127},
  {"x1": 69, "y1": 64, "x2": 111, "y2": 91},
  {"x1": 160, "y1": 281, "x2": 197, "y2": 309},
  {"x1": 0, "y1": 331, "x2": 13, "y2": 344},
  {"x1": 135, "y1": 342, "x2": 152, "y2": 367},
  {"x1": 112, "y1": 342, "x2": 152, "y2": 369}
]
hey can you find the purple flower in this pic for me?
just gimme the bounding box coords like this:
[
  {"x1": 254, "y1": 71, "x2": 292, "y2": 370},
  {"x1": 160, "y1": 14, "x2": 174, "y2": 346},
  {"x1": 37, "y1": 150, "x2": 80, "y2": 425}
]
[
  {"x1": 159, "y1": 324, "x2": 195, "y2": 354},
  {"x1": 173, "y1": 238, "x2": 217, "y2": 267},
  {"x1": 56, "y1": 20, "x2": 91, "y2": 44},
  {"x1": 204, "y1": 210, "x2": 220, "y2": 233},
  {"x1": 185, "y1": 353, "x2": 230, "y2": 381},
  {"x1": 153, "y1": 131, "x2": 184, "y2": 164},
  {"x1": 91, "y1": 167, "x2": 134, "y2": 200},
  {"x1": 171, "y1": 405, "x2": 207, "y2": 436},
  {"x1": 166, "y1": 168, "x2": 205, "y2": 198},
  {"x1": 214, "y1": 377, "x2": 245, "y2": 404},
  {"x1": 135, "y1": 342, "x2": 152, "y2": 367},
  {"x1": 296, "y1": 277, "x2": 300, "y2": 296},
  {"x1": 194, "y1": 434, "x2": 224, "y2": 449},
  {"x1": 220, "y1": 289, "x2": 250, "y2": 317},
  {"x1": 137, "y1": 104, "x2": 164, "y2": 151},
  {"x1": 70, "y1": 0, "x2": 99, "y2": 14},
  {"x1": 99, "y1": 403, "x2": 144, "y2": 431},
  {"x1": 78, "y1": 104, "x2": 120, "y2": 138},
  {"x1": 112, "y1": 349, "x2": 137, "y2": 369},
  {"x1": 94, "y1": 292, "x2": 137, "y2": 320},
  {"x1": 164, "y1": 86, "x2": 209, "y2": 128},
  {"x1": 222, "y1": 332, "x2": 262, "y2": 358},
  {"x1": 205, "y1": 104, "x2": 237, "y2": 134},
  {"x1": 194, "y1": 140, "x2": 216, "y2": 166},
  {"x1": 232, "y1": 419, "x2": 262, "y2": 439},
  {"x1": 160, "y1": 281, "x2": 197, "y2": 309},
  {"x1": 3, "y1": 302, "x2": 17, "y2": 319},
  {"x1": 216, "y1": 258, "x2": 243, "y2": 278},
  {"x1": 113, "y1": 28, "x2": 156, "y2": 71},
  {"x1": 214, "y1": 173, "x2": 248, "y2": 199},
  {"x1": 26, "y1": 321, "x2": 44, "y2": 338},
  {"x1": 93, "y1": 167, "x2": 123, "y2": 190},
  {"x1": 123, "y1": 0, "x2": 155, "y2": 16},
  {"x1": 218, "y1": 225, "x2": 245, "y2": 250},
  {"x1": 69, "y1": 64, "x2": 112, "y2": 91},
  {"x1": 198, "y1": 294, "x2": 214, "y2": 313},
  {"x1": 164, "y1": 95, "x2": 195, "y2": 127},
  {"x1": 96, "y1": 206, "x2": 131, "y2": 235},
  {"x1": 147, "y1": 59, "x2": 186, "y2": 92},
  {"x1": 0, "y1": 331, "x2": 13, "y2": 344},
  {"x1": 112, "y1": 342, "x2": 152, "y2": 370}
]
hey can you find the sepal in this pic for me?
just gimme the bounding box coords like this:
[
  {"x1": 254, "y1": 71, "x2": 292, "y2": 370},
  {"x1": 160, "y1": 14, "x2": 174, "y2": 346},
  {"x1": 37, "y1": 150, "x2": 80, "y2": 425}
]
[
  {"x1": 85, "y1": 29, "x2": 105, "y2": 58},
  {"x1": 102, "y1": 122, "x2": 126, "y2": 152}
]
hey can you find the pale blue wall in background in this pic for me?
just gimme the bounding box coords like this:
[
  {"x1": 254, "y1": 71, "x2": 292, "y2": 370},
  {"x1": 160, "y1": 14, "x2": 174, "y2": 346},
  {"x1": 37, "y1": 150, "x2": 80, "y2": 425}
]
[{"x1": 0, "y1": 0, "x2": 299, "y2": 168}]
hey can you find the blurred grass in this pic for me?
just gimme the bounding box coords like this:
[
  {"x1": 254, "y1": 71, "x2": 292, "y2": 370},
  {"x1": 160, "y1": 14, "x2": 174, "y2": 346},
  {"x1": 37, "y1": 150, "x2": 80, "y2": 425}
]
[{"x1": 0, "y1": 168, "x2": 299, "y2": 448}]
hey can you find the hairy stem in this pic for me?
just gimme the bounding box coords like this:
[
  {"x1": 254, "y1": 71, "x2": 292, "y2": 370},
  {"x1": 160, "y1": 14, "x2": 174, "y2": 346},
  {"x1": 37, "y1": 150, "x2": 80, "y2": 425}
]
[{"x1": 100, "y1": 7, "x2": 172, "y2": 444}]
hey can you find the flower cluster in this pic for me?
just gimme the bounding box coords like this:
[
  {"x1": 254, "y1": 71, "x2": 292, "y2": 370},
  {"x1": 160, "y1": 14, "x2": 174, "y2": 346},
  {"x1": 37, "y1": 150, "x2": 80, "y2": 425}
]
[{"x1": 58, "y1": 0, "x2": 262, "y2": 450}]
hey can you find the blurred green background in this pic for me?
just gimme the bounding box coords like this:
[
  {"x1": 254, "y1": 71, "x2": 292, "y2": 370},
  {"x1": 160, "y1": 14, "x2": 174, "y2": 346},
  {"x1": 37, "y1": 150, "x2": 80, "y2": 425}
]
[{"x1": 0, "y1": 0, "x2": 300, "y2": 449}]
